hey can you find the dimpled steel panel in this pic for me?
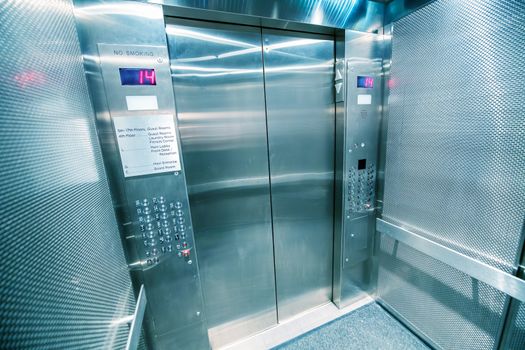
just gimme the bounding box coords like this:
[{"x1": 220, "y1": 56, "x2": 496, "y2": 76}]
[
  {"x1": 379, "y1": 0, "x2": 525, "y2": 349},
  {"x1": 0, "y1": 1, "x2": 135, "y2": 349},
  {"x1": 378, "y1": 235, "x2": 508, "y2": 350},
  {"x1": 504, "y1": 300, "x2": 525, "y2": 349},
  {"x1": 383, "y1": 0, "x2": 525, "y2": 272}
]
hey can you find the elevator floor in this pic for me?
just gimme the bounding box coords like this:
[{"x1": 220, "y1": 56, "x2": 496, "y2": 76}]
[
  {"x1": 224, "y1": 299, "x2": 429, "y2": 350},
  {"x1": 273, "y1": 303, "x2": 429, "y2": 350}
]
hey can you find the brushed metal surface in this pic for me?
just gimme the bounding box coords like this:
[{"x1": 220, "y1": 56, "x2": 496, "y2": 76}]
[
  {"x1": 150, "y1": 0, "x2": 384, "y2": 32},
  {"x1": 166, "y1": 19, "x2": 277, "y2": 347},
  {"x1": 339, "y1": 31, "x2": 383, "y2": 307},
  {"x1": 377, "y1": 219, "x2": 525, "y2": 303},
  {"x1": 332, "y1": 29, "x2": 347, "y2": 308},
  {"x1": 333, "y1": 29, "x2": 385, "y2": 308},
  {"x1": 262, "y1": 29, "x2": 335, "y2": 321},
  {"x1": 72, "y1": 2, "x2": 209, "y2": 349},
  {"x1": 0, "y1": 0, "x2": 135, "y2": 349},
  {"x1": 378, "y1": 0, "x2": 525, "y2": 349},
  {"x1": 126, "y1": 285, "x2": 147, "y2": 350},
  {"x1": 375, "y1": 22, "x2": 393, "y2": 219}
]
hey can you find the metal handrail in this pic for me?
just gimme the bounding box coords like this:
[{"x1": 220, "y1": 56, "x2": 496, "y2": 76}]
[
  {"x1": 125, "y1": 284, "x2": 147, "y2": 350},
  {"x1": 376, "y1": 218, "x2": 525, "y2": 303}
]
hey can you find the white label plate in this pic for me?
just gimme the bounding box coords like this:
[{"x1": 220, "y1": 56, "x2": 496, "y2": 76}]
[
  {"x1": 113, "y1": 114, "x2": 181, "y2": 177},
  {"x1": 357, "y1": 94, "x2": 372, "y2": 105},
  {"x1": 125, "y1": 95, "x2": 159, "y2": 111}
]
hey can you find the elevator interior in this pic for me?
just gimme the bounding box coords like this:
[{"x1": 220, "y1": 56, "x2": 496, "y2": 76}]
[{"x1": 1, "y1": 0, "x2": 524, "y2": 350}]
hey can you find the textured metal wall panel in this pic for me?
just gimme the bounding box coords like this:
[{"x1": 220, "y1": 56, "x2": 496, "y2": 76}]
[
  {"x1": 378, "y1": 235, "x2": 508, "y2": 350},
  {"x1": 384, "y1": 0, "x2": 438, "y2": 24},
  {"x1": 383, "y1": 0, "x2": 525, "y2": 272},
  {"x1": 0, "y1": 1, "x2": 135, "y2": 349},
  {"x1": 504, "y1": 301, "x2": 525, "y2": 349},
  {"x1": 379, "y1": 0, "x2": 525, "y2": 349}
]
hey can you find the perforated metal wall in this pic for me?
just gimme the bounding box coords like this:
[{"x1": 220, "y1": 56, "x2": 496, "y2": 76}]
[
  {"x1": 378, "y1": 235, "x2": 508, "y2": 350},
  {"x1": 0, "y1": 1, "x2": 135, "y2": 349},
  {"x1": 379, "y1": 0, "x2": 525, "y2": 349},
  {"x1": 382, "y1": 0, "x2": 525, "y2": 272},
  {"x1": 504, "y1": 301, "x2": 525, "y2": 349}
]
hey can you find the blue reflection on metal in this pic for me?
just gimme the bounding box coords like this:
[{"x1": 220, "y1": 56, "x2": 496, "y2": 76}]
[
  {"x1": 148, "y1": 0, "x2": 384, "y2": 32},
  {"x1": 385, "y1": 0, "x2": 437, "y2": 24}
]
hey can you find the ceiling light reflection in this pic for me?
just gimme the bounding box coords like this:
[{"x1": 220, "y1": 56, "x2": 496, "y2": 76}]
[
  {"x1": 170, "y1": 36, "x2": 329, "y2": 64},
  {"x1": 166, "y1": 26, "x2": 256, "y2": 48},
  {"x1": 172, "y1": 62, "x2": 332, "y2": 78}
]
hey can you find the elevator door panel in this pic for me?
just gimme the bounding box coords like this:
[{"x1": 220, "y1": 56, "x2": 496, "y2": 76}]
[
  {"x1": 262, "y1": 29, "x2": 335, "y2": 321},
  {"x1": 166, "y1": 20, "x2": 277, "y2": 347}
]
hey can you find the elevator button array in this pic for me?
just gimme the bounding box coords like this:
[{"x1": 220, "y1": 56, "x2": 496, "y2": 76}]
[
  {"x1": 135, "y1": 196, "x2": 192, "y2": 266},
  {"x1": 347, "y1": 164, "x2": 376, "y2": 213}
]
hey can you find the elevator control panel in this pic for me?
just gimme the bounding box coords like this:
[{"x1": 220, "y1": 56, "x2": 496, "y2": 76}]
[
  {"x1": 77, "y1": 5, "x2": 210, "y2": 346},
  {"x1": 347, "y1": 159, "x2": 376, "y2": 213},
  {"x1": 96, "y1": 44, "x2": 198, "y2": 269},
  {"x1": 135, "y1": 196, "x2": 193, "y2": 266},
  {"x1": 342, "y1": 63, "x2": 381, "y2": 268}
]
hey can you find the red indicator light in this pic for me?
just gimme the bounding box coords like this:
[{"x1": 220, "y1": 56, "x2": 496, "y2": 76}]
[
  {"x1": 388, "y1": 78, "x2": 396, "y2": 89},
  {"x1": 14, "y1": 71, "x2": 46, "y2": 88}
]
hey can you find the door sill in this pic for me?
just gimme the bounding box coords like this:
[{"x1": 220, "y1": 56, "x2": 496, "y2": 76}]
[{"x1": 220, "y1": 296, "x2": 374, "y2": 350}]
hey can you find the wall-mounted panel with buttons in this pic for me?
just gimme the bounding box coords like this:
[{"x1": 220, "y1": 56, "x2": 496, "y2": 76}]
[
  {"x1": 347, "y1": 158, "x2": 376, "y2": 213},
  {"x1": 343, "y1": 60, "x2": 381, "y2": 268},
  {"x1": 135, "y1": 196, "x2": 193, "y2": 265},
  {"x1": 74, "y1": 17, "x2": 211, "y2": 347},
  {"x1": 97, "y1": 44, "x2": 202, "y2": 275},
  {"x1": 333, "y1": 31, "x2": 384, "y2": 306}
]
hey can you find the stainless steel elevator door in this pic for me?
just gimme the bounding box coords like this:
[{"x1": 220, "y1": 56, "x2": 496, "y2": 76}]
[
  {"x1": 166, "y1": 20, "x2": 277, "y2": 347},
  {"x1": 262, "y1": 29, "x2": 335, "y2": 321}
]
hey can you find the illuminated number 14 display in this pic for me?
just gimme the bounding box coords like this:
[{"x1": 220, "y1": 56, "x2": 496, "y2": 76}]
[
  {"x1": 357, "y1": 76, "x2": 374, "y2": 88},
  {"x1": 139, "y1": 69, "x2": 155, "y2": 85},
  {"x1": 119, "y1": 68, "x2": 156, "y2": 86}
]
